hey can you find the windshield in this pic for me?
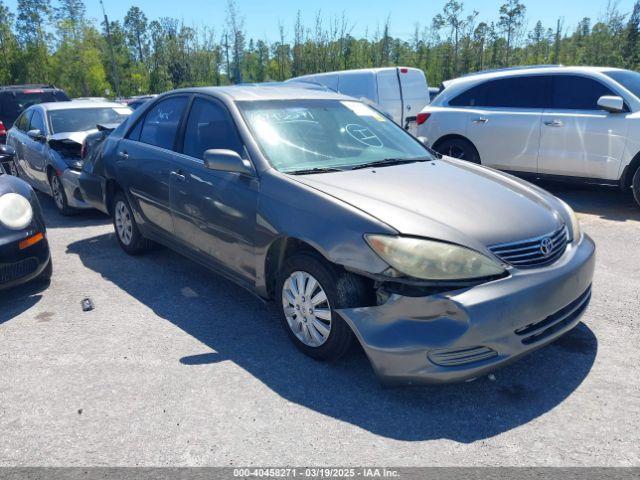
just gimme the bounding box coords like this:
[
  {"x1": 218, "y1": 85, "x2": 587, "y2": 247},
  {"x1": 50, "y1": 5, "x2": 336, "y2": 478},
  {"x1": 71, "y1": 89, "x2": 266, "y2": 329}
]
[
  {"x1": 47, "y1": 107, "x2": 132, "y2": 134},
  {"x1": 604, "y1": 70, "x2": 640, "y2": 99},
  {"x1": 238, "y1": 99, "x2": 431, "y2": 173}
]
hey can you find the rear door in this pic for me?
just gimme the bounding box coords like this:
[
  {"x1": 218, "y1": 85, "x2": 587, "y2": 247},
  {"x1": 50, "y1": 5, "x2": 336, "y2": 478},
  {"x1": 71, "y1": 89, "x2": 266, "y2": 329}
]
[
  {"x1": 398, "y1": 68, "x2": 430, "y2": 134},
  {"x1": 169, "y1": 96, "x2": 258, "y2": 284},
  {"x1": 462, "y1": 75, "x2": 549, "y2": 173},
  {"x1": 116, "y1": 95, "x2": 190, "y2": 237},
  {"x1": 7, "y1": 110, "x2": 32, "y2": 177},
  {"x1": 538, "y1": 75, "x2": 628, "y2": 180}
]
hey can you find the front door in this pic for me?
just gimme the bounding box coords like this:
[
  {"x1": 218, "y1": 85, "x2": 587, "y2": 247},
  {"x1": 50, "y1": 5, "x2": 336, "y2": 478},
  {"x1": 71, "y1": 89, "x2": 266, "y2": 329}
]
[
  {"x1": 117, "y1": 95, "x2": 190, "y2": 237},
  {"x1": 538, "y1": 75, "x2": 629, "y2": 180},
  {"x1": 170, "y1": 96, "x2": 259, "y2": 284},
  {"x1": 22, "y1": 109, "x2": 49, "y2": 190}
]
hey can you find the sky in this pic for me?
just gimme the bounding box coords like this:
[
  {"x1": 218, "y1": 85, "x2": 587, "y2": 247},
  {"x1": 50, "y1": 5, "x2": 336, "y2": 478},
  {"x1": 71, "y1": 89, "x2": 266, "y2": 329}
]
[{"x1": 4, "y1": 0, "x2": 639, "y2": 41}]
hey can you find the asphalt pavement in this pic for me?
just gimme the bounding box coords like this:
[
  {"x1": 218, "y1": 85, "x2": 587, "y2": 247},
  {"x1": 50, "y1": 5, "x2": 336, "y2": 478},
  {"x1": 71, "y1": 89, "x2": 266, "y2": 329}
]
[{"x1": 0, "y1": 181, "x2": 638, "y2": 466}]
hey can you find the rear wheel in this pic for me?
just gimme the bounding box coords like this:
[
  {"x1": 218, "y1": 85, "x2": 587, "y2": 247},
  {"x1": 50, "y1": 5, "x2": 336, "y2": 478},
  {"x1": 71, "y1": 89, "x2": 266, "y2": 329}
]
[
  {"x1": 632, "y1": 166, "x2": 640, "y2": 208},
  {"x1": 49, "y1": 173, "x2": 75, "y2": 216},
  {"x1": 276, "y1": 252, "x2": 371, "y2": 361},
  {"x1": 112, "y1": 191, "x2": 153, "y2": 255},
  {"x1": 434, "y1": 137, "x2": 481, "y2": 164}
]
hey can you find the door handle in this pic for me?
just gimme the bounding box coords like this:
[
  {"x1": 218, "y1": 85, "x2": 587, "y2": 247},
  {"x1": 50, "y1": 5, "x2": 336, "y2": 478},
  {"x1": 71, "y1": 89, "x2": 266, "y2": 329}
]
[
  {"x1": 171, "y1": 170, "x2": 186, "y2": 181},
  {"x1": 473, "y1": 117, "x2": 488, "y2": 124},
  {"x1": 117, "y1": 151, "x2": 129, "y2": 160},
  {"x1": 544, "y1": 120, "x2": 564, "y2": 127}
]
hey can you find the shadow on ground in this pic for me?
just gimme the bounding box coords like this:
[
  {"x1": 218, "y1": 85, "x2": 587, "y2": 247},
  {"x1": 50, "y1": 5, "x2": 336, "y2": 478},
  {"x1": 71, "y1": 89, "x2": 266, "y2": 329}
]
[
  {"x1": 37, "y1": 192, "x2": 111, "y2": 229},
  {"x1": 65, "y1": 232, "x2": 598, "y2": 443},
  {"x1": 0, "y1": 279, "x2": 48, "y2": 325},
  {"x1": 535, "y1": 181, "x2": 640, "y2": 223}
]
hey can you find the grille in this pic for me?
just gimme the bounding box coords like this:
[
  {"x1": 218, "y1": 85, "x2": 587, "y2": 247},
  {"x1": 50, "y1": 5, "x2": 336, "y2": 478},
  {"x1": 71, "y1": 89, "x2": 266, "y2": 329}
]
[
  {"x1": 0, "y1": 258, "x2": 39, "y2": 284},
  {"x1": 489, "y1": 225, "x2": 568, "y2": 269},
  {"x1": 428, "y1": 346, "x2": 498, "y2": 367},
  {"x1": 515, "y1": 286, "x2": 592, "y2": 345}
]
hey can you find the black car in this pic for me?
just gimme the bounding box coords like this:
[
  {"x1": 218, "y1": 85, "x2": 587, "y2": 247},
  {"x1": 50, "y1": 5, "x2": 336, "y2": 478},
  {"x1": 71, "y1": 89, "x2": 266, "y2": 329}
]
[
  {"x1": 0, "y1": 84, "x2": 70, "y2": 144},
  {"x1": 78, "y1": 123, "x2": 121, "y2": 213},
  {"x1": 0, "y1": 145, "x2": 52, "y2": 290}
]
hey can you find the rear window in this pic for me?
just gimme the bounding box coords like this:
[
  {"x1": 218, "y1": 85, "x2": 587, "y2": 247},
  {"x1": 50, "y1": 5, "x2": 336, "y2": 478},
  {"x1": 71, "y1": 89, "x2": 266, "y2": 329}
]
[
  {"x1": 48, "y1": 107, "x2": 132, "y2": 134},
  {"x1": 0, "y1": 89, "x2": 70, "y2": 121},
  {"x1": 450, "y1": 76, "x2": 550, "y2": 109}
]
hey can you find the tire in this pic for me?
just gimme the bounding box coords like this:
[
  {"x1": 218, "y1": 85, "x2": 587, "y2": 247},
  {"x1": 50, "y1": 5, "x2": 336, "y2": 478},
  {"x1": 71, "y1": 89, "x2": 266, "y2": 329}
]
[
  {"x1": 112, "y1": 190, "x2": 153, "y2": 255},
  {"x1": 632, "y1": 167, "x2": 640, "y2": 208},
  {"x1": 434, "y1": 137, "x2": 481, "y2": 164},
  {"x1": 49, "y1": 173, "x2": 75, "y2": 216},
  {"x1": 276, "y1": 252, "x2": 372, "y2": 361}
]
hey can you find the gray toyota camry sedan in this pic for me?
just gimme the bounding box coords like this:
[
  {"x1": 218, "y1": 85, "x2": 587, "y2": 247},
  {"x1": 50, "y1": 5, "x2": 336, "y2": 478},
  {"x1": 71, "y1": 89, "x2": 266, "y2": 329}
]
[{"x1": 94, "y1": 86, "x2": 595, "y2": 386}]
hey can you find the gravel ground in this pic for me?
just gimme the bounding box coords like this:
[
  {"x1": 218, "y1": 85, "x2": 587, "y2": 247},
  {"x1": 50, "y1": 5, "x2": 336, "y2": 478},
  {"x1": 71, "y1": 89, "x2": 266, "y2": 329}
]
[{"x1": 0, "y1": 182, "x2": 638, "y2": 467}]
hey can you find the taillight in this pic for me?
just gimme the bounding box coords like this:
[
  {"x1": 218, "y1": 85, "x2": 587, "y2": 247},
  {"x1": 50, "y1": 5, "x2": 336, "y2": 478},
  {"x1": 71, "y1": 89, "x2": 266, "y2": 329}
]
[
  {"x1": 416, "y1": 113, "x2": 431, "y2": 125},
  {"x1": 0, "y1": 121, "x2": 6, "y2": 136}
]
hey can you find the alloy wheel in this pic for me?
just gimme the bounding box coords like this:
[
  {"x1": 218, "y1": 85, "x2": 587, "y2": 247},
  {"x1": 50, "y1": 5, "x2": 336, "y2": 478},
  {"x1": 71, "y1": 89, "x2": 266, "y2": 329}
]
[
  {"x1": 114, "y1": 200, "x2": 133, "y2": 246},
  {"x1": 281, "y1": 271, "x2": 332, "y2": 347}
]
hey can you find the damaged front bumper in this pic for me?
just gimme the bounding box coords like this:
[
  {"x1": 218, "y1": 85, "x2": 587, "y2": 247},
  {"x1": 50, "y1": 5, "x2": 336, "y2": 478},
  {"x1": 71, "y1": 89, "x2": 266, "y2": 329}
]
[
  {"x1": 337, "y1": 234, "x2": 596, "y2": 386},
  {"x1": 60, "y1": 168, "x2": 92, "y2": 209}
]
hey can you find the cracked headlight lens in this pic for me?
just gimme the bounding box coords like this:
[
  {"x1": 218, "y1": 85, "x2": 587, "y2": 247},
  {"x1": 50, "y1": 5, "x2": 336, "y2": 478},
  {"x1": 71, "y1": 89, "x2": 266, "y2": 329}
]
[{"x1": 365, "y1": 235, "x2": 506, "y2": 281}]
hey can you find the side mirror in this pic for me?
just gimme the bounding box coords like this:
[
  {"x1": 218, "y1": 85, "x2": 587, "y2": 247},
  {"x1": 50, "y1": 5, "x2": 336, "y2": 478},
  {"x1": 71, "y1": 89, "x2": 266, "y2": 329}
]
[
  {"x1": 0, "y1": 144, "x2": 16, "y2": 159},
  {"x1": 203, "y1": 149, "x2": 253, "y2": 176},
  {"x1": 27, "y1": 129, "x2": 45, "y2": 142},
  {"x1": 597, "y1": 95, "x2": 625, "y2": 113}
]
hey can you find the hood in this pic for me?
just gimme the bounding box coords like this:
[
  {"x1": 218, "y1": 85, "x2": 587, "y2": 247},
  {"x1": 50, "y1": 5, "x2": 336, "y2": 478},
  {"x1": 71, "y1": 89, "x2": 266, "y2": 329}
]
[
  {"x1": 293, "y1": 159, "x2": 564, "y2": 248},
  {"x1": 48, "y1": 129, "x2": 96, "y2": 146}
]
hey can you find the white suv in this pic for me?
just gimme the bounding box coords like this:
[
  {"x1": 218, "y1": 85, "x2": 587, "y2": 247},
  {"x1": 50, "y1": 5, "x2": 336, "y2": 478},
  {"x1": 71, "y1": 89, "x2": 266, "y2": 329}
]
[{"x1": 417, "y1": 66, "x2": 640, "y2": 206}]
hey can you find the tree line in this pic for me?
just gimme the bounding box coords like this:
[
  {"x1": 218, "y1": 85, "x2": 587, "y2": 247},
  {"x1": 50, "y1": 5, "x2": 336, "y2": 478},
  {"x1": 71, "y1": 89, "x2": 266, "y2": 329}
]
[{"x1": 0, "y1": 0, "x2": 640, "y2": 97}]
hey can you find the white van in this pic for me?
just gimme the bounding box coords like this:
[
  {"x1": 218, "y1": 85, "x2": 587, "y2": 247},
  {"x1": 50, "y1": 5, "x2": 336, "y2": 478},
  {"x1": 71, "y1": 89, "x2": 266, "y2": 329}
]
[{"x1": 288, "y1": 67, "x2": 430, "y2": 134}]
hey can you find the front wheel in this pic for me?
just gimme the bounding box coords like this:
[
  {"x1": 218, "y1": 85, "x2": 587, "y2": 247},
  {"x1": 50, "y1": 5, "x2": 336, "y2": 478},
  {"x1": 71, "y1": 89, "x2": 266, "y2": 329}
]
[
  {"x1": 276, "y1": 253, "x2": 372, "y2": 361},
  {"x1": 434, "y1": 138, "x2": 481, "y2": 164},
  {"x1": 112, "y1": 191, "x2": 153, "y2": 255},
  {"x1": 49, "y1": 173, "x2": 76, "y2": 216}
]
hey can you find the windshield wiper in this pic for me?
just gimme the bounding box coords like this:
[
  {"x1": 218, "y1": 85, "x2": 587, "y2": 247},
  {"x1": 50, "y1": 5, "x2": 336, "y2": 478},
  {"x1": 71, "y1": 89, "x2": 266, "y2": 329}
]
[
  {"x1": 348, "y1": 156, "x2": 432, "y2": 170},
  {"x1": 287, "y1": 167, "x2": 344, "y2": 175}
]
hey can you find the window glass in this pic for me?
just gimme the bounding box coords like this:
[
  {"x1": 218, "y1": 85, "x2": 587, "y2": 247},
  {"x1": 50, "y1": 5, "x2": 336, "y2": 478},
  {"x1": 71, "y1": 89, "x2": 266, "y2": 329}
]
[
  {"x1": 238, "y1": 99, "x2": 430, "y2": 173},
  {"x1": 552, "y1": 75, "x2": 615, "y2": 110},
  {"x1": 604, "y1": 70, "x2": 640, "y2": 98},
  {"x1": 450, "y1": 76, "x2": 550, "y2": 108},
  {"x1": 183, "y1": 98, "x2": 243, "y2": 159},
  {"x1": 139, "y1": 96, "x2": 188, "y2": 150},
  {"x1": 15, "y1": 111, "x2": 32, "y2": 131},
  {"x1": 28, "y1": 110, "x2": 46, "y2": 133},
  {"x1": 449, "y1": 83, "x2": 486, "y2": 107}
]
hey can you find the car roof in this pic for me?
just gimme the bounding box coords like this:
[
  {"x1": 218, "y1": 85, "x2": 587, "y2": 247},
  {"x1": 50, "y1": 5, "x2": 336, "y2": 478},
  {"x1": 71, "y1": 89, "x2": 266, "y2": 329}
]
[
  {"x1": 443, "y1": 65, "x2": 624, "y2": 89},
  {"x1": 173, "y1": 85, "x2": 355, "y2": 102},
  {"x1": 34, "y1": 101, "x2": 130, "y2": 111}
]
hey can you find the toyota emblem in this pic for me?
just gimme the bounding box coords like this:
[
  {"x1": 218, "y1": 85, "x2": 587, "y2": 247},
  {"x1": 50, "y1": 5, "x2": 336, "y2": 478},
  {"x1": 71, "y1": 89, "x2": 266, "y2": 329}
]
[{"x1": 540, "y1": 237, "x2": 553, "y2": 257}]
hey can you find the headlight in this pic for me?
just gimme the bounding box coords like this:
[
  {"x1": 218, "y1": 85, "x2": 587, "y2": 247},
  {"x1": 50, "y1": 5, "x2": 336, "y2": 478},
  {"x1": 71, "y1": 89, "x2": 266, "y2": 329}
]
[
  {"x1": 558, "y1": 199, "x2": 582, "y2": 243},
  {"x1": 0, "y1": 193, "x2": 33, "y2": 230},
  {"x1": 365, "y1": 235, "x2": 506, "y2": 281}
]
